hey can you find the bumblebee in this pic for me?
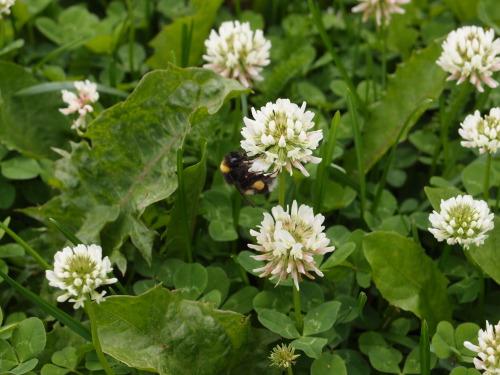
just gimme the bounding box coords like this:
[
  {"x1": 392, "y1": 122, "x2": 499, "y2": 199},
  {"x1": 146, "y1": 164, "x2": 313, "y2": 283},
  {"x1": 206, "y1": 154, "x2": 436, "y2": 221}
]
[{"x1": 220, "y1": 152, "x2": 275, "y2": 204}]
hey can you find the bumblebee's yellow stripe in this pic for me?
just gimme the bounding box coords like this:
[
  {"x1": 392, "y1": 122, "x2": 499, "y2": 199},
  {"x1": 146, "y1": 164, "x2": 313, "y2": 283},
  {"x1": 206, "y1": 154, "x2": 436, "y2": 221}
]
[{"x1": 220, "y1": 161, "x2": 231, "y2": 173}]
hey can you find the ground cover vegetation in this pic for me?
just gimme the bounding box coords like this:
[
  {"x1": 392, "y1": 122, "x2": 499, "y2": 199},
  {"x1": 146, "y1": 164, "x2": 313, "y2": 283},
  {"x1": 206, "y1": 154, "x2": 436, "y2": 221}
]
[{"x1": 0, "y1": 0, "x2": 500, "y2": 374}]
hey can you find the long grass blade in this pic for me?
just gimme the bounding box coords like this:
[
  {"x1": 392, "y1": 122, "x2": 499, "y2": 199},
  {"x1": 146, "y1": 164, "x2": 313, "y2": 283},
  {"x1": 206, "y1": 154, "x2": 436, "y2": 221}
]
[
  {"x1": 420, "y1": 319, "x2": 430, "y2": 375},
  {"x1": 0, "y1": 269, "x2": 91, "y2": 342},
  {"x1": 15, "y1": 82, "x2": 129, "y2": 98}
]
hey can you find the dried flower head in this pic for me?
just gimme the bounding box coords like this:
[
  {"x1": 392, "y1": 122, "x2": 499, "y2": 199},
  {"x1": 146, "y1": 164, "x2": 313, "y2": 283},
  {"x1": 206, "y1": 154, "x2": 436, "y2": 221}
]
[
  {"x1": 464, "y1": 321, "x2": 500, "y2": 375},
  {"x1": 59, "y1": 80, "x2": 99, "y2": 132},
  {"x1": 249, "y1": 201, "x2": 334, "y2": 290},
  {"x1": 352, "y1": 0, "x2": 410, "y2": 25},
  {"x1": 428, "y1": 195, "x2": 494, "y2": 250},
  {"x1": 436, "y1": 26, "x2": 500, "y2": 92},
  {"x1": 46, "y1": 244, "x2": 117, "y2": 309},
  {"x1": 0, "y1": 0, "x2": 15, "y2": 16},
  {"x1": 269, "y1": 343, "x2": 300, "y2": 369},
  {"x1": 459, "y1": 108, "x2": 500, "y2": 154},
  {"x1": 240, "y1": 99, "x2": 322, "y2": 176},
  {"x1": 203, "y1": 21, "x2": 271, "y2": 87}
]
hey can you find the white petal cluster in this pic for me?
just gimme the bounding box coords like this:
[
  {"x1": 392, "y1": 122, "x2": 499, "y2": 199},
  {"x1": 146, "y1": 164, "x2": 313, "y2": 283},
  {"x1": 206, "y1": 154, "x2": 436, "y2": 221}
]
[
  {"x1": 46, "y1": 244, "x2": 117, "y2": 309},
  {"x1": 0, "y1": 0, "x2": 15, "y2": 16},
  {"x1": 249, "y1": 201, "x2": 335, "y2": 290},
  {"x1": 428, "y1": 195, "x2": 494, "y2": 250},
  {"x1": 464, "y1": 321, "x2": 500, "y2": 375},
  {"x1": 436, "y1": 26, "x2": 500, "y2": 92},
  {"x1": 459, "y1": 108, "x2": 500, "y2": 154},
  {"x1": 203, "y1": 21, "x2": 271, "y2": 87},
  {"x1": 59, "y1": 80, "x2": 99, "y2": 132},
  {"x1": 241, "y1": 99, "x2": 323, "y2": 176},
  {"x1": 352, "y1": 0, "x2": 410, "y2": 25}
]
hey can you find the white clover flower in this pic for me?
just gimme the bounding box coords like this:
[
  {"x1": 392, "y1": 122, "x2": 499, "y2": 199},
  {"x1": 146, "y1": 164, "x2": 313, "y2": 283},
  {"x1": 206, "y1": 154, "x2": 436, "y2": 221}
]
[
  {"x1": 59, "y1": 80, "x2": 99, "y2": 132},
  {"x1": 0, "y1": 0, "x2": 15, "y2": 16},
  {"x1": 203, "y1": 21, "x2": 271, "y2": 87},
  {"x1": 46, "y1": 244, "x2": 117, "y2": 309},
  {"x1": 249, "y1": 201, "x2": 334, "y2": 290},
  {"x1": 269, "y1": 343, "x2": 300, "y2": 369},
  {"x1": 240, "y1": 99, "x2": 322, "y2": 176},
  {"x1": 428, "y1": 195, "x2": 494, "y2": 250},
  {"x1": 464, "y1": 321, "x2": 500, "y2": 375},
  {"x1": 436, "y1": 26, "x2": 500, "y2": 92},
  {"x1": 352, "y1": 0, "x2": 410, "y2": 25},
  {"x1": 459, "y1": 108, "x2": 500, "y2": 154}
]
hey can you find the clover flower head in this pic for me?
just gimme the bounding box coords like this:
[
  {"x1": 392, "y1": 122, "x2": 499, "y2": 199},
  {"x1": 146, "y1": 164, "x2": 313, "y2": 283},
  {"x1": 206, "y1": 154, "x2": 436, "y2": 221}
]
[
  {"x1": 428, "y1": 195, "x2": 494, "y2": 250},
  {"x1": 464, "y1": 321, "x2": 500, "y2": 375},
  {"x1": 352, "y1": 0, "x2": 410, "y2": 25},
  {"x1": 203, "y1": 20, "x2": 271, "y2": 88},
  {"x1": 240, "y1": 99, "x2": 322, "y2": 177},
  {"x1": 59, "y1": 80, "x2": 99, "y2": 132},
  {"x1": 0, "y1": 0, "x2": 15, "y2": 16},
  {"x1": 46, "y1": 244, "x2": 117, "y2": 309},
  {"x1": 249, "y1": 201, "x2": 334, "y2": 290},
  {"x1": 269, "y1": 343, "x2": 300, "y2": 369},
  {"x1": 436, "y1": 26, "x2": 500, "y2": 92},
  {"x1": 459, "y1": 108, "x2": 500, "y2": 154}
]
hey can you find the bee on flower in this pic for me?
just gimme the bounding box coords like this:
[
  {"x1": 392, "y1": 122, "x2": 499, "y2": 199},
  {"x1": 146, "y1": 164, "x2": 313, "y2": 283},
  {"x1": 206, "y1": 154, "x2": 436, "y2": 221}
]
[
  {"x1": 59, "y1": 80, "x2": 99, "y2": 133},
  {"x1": 240, "y1": 99, "x2": 323, "y2": 177},
  {"x1": 203, "y1": 20, "x2": 271, "y2": 88},
  {"x1": 459, "y1": 108, "x2": 500, "y2": 154},
  {"x1": 249, "y1": 201, "x2": 334, "y2": 290},
  {"x1": 46, "y1": 244, "x2": 117, "y2": 309},
  {"x1": 436, "y1": 26, "x2": 500, "y2": 92},
  {"x1": 352, "y1": 0, "x2": 410, "y2": 25}
]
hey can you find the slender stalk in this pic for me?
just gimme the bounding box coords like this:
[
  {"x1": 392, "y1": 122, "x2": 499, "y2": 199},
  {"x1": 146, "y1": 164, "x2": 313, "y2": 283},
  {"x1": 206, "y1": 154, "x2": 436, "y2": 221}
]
[
  {"x1": 125, "y1": 0, "x2": 136, "y2": 78},
  {"x1": 292, "y1": 284, "x2": 303, "y2": 334},
  {"x1": 177, "y1": 148, "x2": 193, "y2": 262},
  {"x1": 234, "y1": 0, "x2": 242, "y2": 18},
  {"x1": 463, "y1": 249, "x2": 484, "y2": 323},
  {"x1": 241, "y1": 93, "x2": 248, "y2": 118},
  {"x1": 278, "y1": 172, "x2": 286, "y2": 208},
  {"x1": 0, "y1": 221, "x2": 51, "y2": 270},
  {"x1": 484, "y1": 153, "x2": 492, "y2": 203},
  {"x1": 287, "y1": 366, "x2": 293, "y2": 375},
  {"x1": 420, "y1": 320, "x2": 430, "y2": 375},
  {"x1": 378, "y1": 21, "x2": 387, "y2": 89},
  {"x1": 438, "y1": 244, "x2": 451, "y2": 271},
  {"x1": 85, "y1": 299, "x2": 116, "y2": 375}
]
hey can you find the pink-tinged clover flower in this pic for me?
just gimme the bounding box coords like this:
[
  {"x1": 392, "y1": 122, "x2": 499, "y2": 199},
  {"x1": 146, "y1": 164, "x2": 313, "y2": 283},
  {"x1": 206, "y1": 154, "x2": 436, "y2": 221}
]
[
  {"x1": 428, "y1": 195, "x2": 494, "y2": 250},
  {"x1": 240, "y1": 99, "x2": 323, "y2": 176},
  {"x1": 464, "y1": 321, "x2": 500, "y2": 375},
  {"x1": 249, "y1": 201, "x2": 334, "y2": 290},
  {"x1": 203, "y1": 21, "x2": 271, "y2": 88},
  {"x1": 46, "y1": 244, "x2": 117, "y2": 309},
  {"x1": 459, "y1": 108, "x2": 500, "y2": 154},
  {"x1": 59, "y1": 80, "x2": 99, "y2": 132},
  {"x1": 352, "y1": 0, "x2": 410, "y2": 25},
  {"x1": 437, "y1": 26, "x2": 500, "y2": 92}
]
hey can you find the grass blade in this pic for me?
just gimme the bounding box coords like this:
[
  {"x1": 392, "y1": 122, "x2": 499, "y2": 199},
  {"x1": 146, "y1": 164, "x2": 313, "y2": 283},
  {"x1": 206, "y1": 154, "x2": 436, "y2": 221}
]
[
  {"x1": 0, "y1": 269, "x2": 91, "y2": 342},
  {"x1": 420, "y1": 319, "x2": 430, "y2": 375},
  {"x1": 49, "y1": 218, "x2": 83, "y2": 246}
]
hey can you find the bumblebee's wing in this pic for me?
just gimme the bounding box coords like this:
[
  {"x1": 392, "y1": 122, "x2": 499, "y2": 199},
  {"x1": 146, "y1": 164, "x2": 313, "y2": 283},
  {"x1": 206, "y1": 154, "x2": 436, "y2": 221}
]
[{"x1": 234, "y1": 183, "x2": 256, "y2": 207}]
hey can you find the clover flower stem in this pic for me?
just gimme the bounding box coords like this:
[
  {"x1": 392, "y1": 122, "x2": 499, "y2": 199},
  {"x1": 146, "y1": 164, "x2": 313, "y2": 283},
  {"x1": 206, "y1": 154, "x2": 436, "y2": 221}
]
[
  {"x1": 240, "y1": 93, "x2": 248, "y2": 119},
  {"x1": 437, "y1": 244, "x2": 451, "y2": 271},
  {"x1": 484, "y1": 152, "x2": 492, "y2": 203},
  {"x1": 85, "y1": 298, "x2": 116, "y2": 375},
  {"x1": 377, "y1": 20, "x2": 387, "y2": 89},
  {"x1": 287, "y1": 366, "x2": 293, "y2": 375},
  {"x1": 0, "y1": 221, "x2": 51, "y2": 270},
  {"x1": 278, "y1": 172, "x2": 286, "y2": 208},
  {"x1": 293, "y1": 284, "x2": 303, "y2": 335},
  {"x1": 463, "y1": 249, "x2": 485, "y2": 323},
  {"x1": 419, "y1": 320, "x2": 430, "y2": 375},
  {"x1": 176, "y1": 148, "x2": 193, "y2": 263},
  {"x1": 234, "y1": 0, "x2": 241, "y2": 18}
]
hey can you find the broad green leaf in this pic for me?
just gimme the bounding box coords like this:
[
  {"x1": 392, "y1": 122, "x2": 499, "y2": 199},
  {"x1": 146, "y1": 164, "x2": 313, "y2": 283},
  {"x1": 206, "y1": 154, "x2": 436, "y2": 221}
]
[
  {"x1": 363, "y1": 232, "x2": 453, "y2": 330},
  {"x1": 23, "y1": 65, "x2": 246, "y2": 263},
  {"x1": 368, "y1": 347, "x2": 401, "y2": 374},
  {"x1": 148, "y1": 0, "x2": 224, "y2": 68},
  {"x1": 253, "y1": 289, "x2": 292, "y2": 314},
  {"x1": 462, "y1": 161, "x2": 494, "y2": 197},
  {"x1": 403, "y1": 347, "x2": 437, "y2": 374},
  {"x1": 257, "y1": 309, "x2": 300, "y2": 339},
  {"x1": 303, "y1": 301, "x2": 341, "y2": 336},
  {"x1": 94, "y1": 285, "x2": 259, "y2": 375},
  {"x1": 173, "y1": 263, "x2": 208, "y2": 300},
  {"x1": 9, "y1": 358, "x2": 38, "y2": 375},
  {"x1": 11, "y1": 317, "x2": 46, "y2": 362},
  {"x1": 431, "y1": 321, "x2": 457, "y2": 359},
  {"x1": 208, "y1": 219, "x2": 238, "y2": 241},
  {"x1": 311, "y1": 353, "x2": 346, "y2": 375},
  {"x1": 199, "y1": 290, "x2": 221, "y2": 306},
  {"x1": 221, "y1": 286, "x2": 259, "y2": 314},
  {"x1": 320, "y1": 242, "x2": 355, "y2": 270},
  {"x1": 456, "y1": 323, "x2": 480, "y2": 357},
  {"x1": 165, "y1": 139, "x2": 207, "y2": 259},
  {"x1": 354, "y1": 42, "x2": 446, "y2": 172},
  {"x1": 0, "y1": 339, "x2": 17, "y2": 372},
  {"x1": 0, "y1": 62, "x2": 71, "y2": 158},
  {"x1": 290, "y1": 336, "x2": 327, "y2": 359},
  {"x1": 469, "y1": 216, "x2": 500, "y2": 285},
  {"x1": 424, "y1": 186, "x2": 463, "y2": 211}
]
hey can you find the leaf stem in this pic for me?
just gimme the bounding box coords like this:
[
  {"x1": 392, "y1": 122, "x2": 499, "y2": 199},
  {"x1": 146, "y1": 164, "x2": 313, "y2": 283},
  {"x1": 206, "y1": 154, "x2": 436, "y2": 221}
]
[
  {"x1": 279, "y1": 172, "x2": 286, "y2": 208},
  {"x1": 420, "y1": 320, "x2": 430, "y2": 375},
  {"x1": 177, "y1": 148, "x2": 193, "y2": 262},
  {"x1": 484, "y1": 153, "x2": 492, "y2": 204},
  {"x1": 85, "y1": 299, "x2": 115, "y2": 375},
  {"x1": 287, "y1": 366, "x2": 293, "y2": 375},
  {"x1": 0, "y1": 221, "x2": 51, "y2": 270},
  {"x1": 292, "y1": 284, "x2": 303, "y2": 334}
]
